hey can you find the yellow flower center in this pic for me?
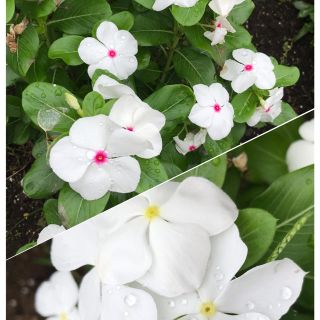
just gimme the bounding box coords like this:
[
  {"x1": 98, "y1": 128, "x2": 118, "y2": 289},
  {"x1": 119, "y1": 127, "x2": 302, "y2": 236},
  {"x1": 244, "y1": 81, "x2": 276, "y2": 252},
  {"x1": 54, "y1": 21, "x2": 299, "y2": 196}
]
[
  {"x1": 200, "y1": 301, "x2": 217, "y2": 317},
  {"x1": 144, "y1": 205, "x2": 160, "y2": 220},
  {"x1": 59, "y1": 312, "x2": 68, "y2": 320}
]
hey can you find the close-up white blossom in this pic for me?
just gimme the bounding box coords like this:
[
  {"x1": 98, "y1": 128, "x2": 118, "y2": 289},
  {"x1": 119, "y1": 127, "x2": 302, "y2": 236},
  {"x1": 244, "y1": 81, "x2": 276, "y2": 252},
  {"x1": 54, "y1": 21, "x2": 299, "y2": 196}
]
[
  {"x1": 37, "y1": 224, "x2": 66, "y2": 245},
  {"x1": 93, "y1": 74, "x2": 136, "y2": 100},
  {"x1": 49, "y1": 115, "x2": 148, "y2": 200},
  {"x1": 109, "y1": 95, "x2": 166, "y2": 158},
  {"x1": 247, "y1": 88, "x2": 284, "y2": 126},
  {"x1": 189, "y1": 84, "x2": 234, "y2": 140},
  {"x1": 204, "y1": 16, "x2": 235, "y2": 46},
  {"x1": 153, "y1": 0, "x2": 199, "y2": 11},
  {"x1": 286, "y1": 118, "x2": 314, "y2": 172},
  {"x1": 209, "y1": 0, "x2": 245, "y2": 17},
  {"x1": 151, "y1": 225, "x2": 305, "y2": 320},
  {"x1": 174, "y1": 129, "x2": 207, "y2": 155},
  {"x1": 78, "y1": 21, "x2": 138, "y2": 80},
  {"x1": 220, "y1": 48, "x2": 276, "y2": 93},
  {"x1": 35, "y1": 271, "x2": 80, "y2": 320},
  {"x1": 50, "y1": 177, "x2": 238, "y2": 298}
]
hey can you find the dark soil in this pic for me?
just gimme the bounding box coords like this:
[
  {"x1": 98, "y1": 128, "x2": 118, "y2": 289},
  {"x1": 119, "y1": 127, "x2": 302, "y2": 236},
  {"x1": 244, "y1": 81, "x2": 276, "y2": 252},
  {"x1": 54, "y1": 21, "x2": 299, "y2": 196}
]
[{"x1": 6, "y1": 0, "x2": 314, "y2": 259}]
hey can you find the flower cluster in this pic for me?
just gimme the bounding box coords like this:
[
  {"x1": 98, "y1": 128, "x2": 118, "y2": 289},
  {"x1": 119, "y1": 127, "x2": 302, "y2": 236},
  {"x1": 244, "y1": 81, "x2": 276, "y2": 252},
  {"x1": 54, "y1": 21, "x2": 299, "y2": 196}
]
[{"x1": 36, "y1": 177, "x2": 305, "y2": 320}]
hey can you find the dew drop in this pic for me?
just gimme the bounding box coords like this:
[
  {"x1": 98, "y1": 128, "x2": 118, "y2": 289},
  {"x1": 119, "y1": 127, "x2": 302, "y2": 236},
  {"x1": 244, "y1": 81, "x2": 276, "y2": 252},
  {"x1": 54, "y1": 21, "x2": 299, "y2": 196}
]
[
  {"x1": 277, "y1": 303, "x2": 282, "y2": 308},
  {"x1": 215, "y1": 266, "x2": 220, "y2": 270},
  {"x1": 129, "y1": 57, "x2": 136, "y2": 64},
  {"x1": 246, "y1": 301, "x2": 255, "y2": 310},
  {"x1": 281, "y1": 287, "x2": 292, "y2": 300},
  {"x1": 99, "y1": 122, "x2": 104, "y2": 126},
  {"x1": 214, "y1": 272, "x2": 224, "y2": 280},
  {"x1": 86, "y1": 151, "x2": 95, "y2": 160},
  {"x1": 268, "y1": 304, "x2": 273, "y2": 310},
  {"x1": 218, "y1": 285, "x2": 223, "y2": 291},
  {"x1": 124, "y1": 294, "x2": 137, "y2": 307},
  {"x1": 124, "y1": 311, "x2": 129, "y2": 317},
  {"x1": 168, "y1": 300, "x2": 175, "y2": 308},
  {"x1": 107, "y1": 289, "x2": 113, "y2": 294},
  {"x1": 181, "y1": 299, "x2": 187, "y2": 305},
  {"x1": 41, "y1": 92, "x2": 46, "y2": 98}
]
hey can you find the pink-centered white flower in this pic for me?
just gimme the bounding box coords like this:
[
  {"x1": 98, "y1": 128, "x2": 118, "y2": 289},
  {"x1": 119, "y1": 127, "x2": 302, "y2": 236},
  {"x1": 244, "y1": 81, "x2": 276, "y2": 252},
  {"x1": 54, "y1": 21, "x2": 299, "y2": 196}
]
[
  {"x1": 247, "y1": 88, "x2": 284, "y2": 126},
  {"x1": 153, "y1": 0, "x2": 199, "y2": 11},
  {"x1": 204, "y1": 16, "x2": 235, "y2": 46},
  {"x1": 78, "y1": 268, "x2": 157, "y2": 320},
  {"x1": 220, "y1": 48, "x2": 276, "y2": 93},
  {"x1": 78, "y1": 21, "x2": 138, "y2": 80},
  {"x1": 35, "y1": 271, "x2": 80, "y2": 320},
  {"x1": 286, "y1": 118, "x2": 314, "y2": 172},
  {"x1": 189, "y1": 84, "x2": 234, "y2": 140},
  {"x1": 174, "y1": 129, "x2": 207, "y2": 155},
  {"x1": 152, "y1": 225, "x2": 306, "y2": 320},
  {"x1": 49, "y1": 115, "x2": 148, "y2": 200},
  {"x1": 93, "y1": 74, "x2": 135, "y2": 100},
  {"x1": 109, "y1": 95, "x2": 166, "y2": 158},
  {"x1": 209, "y1": 0, "x2": 245, "y2": 17},
  {"x1": 50, "y1": 177, "x2": 238, "y2": 298}
]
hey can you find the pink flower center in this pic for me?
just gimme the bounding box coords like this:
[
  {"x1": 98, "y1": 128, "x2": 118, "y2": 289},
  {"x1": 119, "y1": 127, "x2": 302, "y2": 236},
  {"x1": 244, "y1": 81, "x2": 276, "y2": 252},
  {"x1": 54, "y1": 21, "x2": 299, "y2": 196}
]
[
  {"x1": 189, "y1": 145, "x2": 197, "y2": 152},
  {"x1": 265, "y1": 106, "x2": 271, "y2": 113},
  {"x1": 126, "y1": 126, "x2": 134, "y2": 132},
  {"x1": 244, "y1": 64, "x2": 253, "y2": 72},
  {"x1": 94, "y1": 150, "x2": 108, "y2": 164},
  {"x1": 216, "y1": 22, "x2": 222, "y2": 28},
  {"x1": 108, "y1": 49, "x2": 117, "y2": 58},
  {"x1": 213, "y1": 103, "x2": 221, "y2": 112}
]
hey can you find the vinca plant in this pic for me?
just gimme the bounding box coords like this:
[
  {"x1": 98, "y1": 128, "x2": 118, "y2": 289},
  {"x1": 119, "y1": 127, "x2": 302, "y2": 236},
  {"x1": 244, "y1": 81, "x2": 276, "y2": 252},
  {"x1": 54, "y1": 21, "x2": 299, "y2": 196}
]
[{"x1": 7, "y1": 0, "x2": 301, "y2": 251}]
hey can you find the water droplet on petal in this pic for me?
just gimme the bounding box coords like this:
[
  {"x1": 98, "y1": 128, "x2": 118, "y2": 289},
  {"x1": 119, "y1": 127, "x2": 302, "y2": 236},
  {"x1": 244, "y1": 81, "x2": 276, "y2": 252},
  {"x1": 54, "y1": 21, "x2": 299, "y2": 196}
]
[
  {"x1": 246, "y1": 301, "x2": 255, "y2": 310},
  {"x1": 99, "y1": 122, "x2": 104, "y2": 126},
  {"x1": 281, "y1": 287, "x2": 292, "y2": 300},
  {"x1": 218, "y1": 285, "x2": 223, "y2": 291},
  {"x1": 107, "y1": 289, "x2": 113, "y2": 294},
  {"x1": 181, "y1": 299, "x2": 187, "y2": 305},
  {"x1": 277, "y1": 303, "x2": 282, "y2": 308},
  {"x1": 124, "y1": 294, "x2": 137, "y2": 307},
  {"x1": 168, "y1": 300, "x2": 175, "y2": 308},
  {"x1": 86, "y1": 151, "x2": 95, "y2": 160},
  {"x1": 129, "y1": 57, "x2": 136, "y2": 64},
  {"x1": 214, "y1": 272, "x2": 224, "y2": 280},
  {"x1": 268, "y1": 304, "x2": 273, "y2": 310},
  {"x1": 124, "y1": 311, "x2": 129, "y2": 317}
]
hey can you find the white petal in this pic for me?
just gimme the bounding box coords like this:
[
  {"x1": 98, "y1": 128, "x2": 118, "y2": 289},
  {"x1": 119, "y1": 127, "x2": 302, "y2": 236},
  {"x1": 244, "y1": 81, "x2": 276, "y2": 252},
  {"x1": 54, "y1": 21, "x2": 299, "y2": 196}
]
[
  {"x1": 49, "y1": 137, "x2": 90, "y2": 183},
  {"x1": 215, "y1": 259, "x2": 306, "y2": 320},
  {"x1": 180, "y1": 315, "x2": 206, "y2": 320},
  {"x1": 174, "y1": 136, "x2": 193, "y2": 155},
  {"x1": 198, "y1": 225, "x2": 248, "y2": 301},
  {"x1": 78, "y1": 38, "x2": 107, "y2": 65},
  {"x1": 69, "y1": 115, "x2": 118, "y2": 151},
  {"x1": 88, "y1": 57, "x2": 114, "y2": 78},
  {"x1": 153, "y1": 0, "x2": 173, "y2": 11},
  {"x1": 189, "y1": 104, "x2": 213, "y2": 128},
  {"x1": 93, "y1": 75, "x2": 135, "y2": 100},
  {"x1": 79, "y1": 268, "x2": 102, "y2": 320},
  {"x1": 144, "y1": 181, "x2": 180, "y2": 205},
  {"x1": 138, "y1": 219, "x2": 211, "y2": 297},
  {"x1": 213, "y1": 313, "x2": 271, "y2": 320},
  {"x1": 219, "y1": 16, "x2": 236, "y2": 32},
  {"x1": 37, "y1": 225, "x2": 65, "y2": 245},
  {"x1": 209, "y1": 83, "x2": 230, "y2": 106},
  {"x1": 266, "y1": 88, "x2": 284, "y2": 106},
  {"x1": 69, "y1": 163, "x2": 111, "y2": 200},
  {"x1": 286, "y1": 140, "x2": 314, "y2": 172},
  {"x1": 160, "y1": 177, "x2": 238, "y2": 235},
  {"x1": 175, "y1": 0, "x2": 199, "y2": 7},
  {"x1": 114, "y1": 30, "x2": 138, "y2": 56},
  {"x1": 233, "y1": 48, "x2": 255, "y2": 65},
  {"x1": 299, "y1": 118, "x2": 314, "y2": 142},
  {"x1": 35, "y1": 271, "x2": 78, "y2": 317},
  {"x1": 255, "y1": 69, "x2": 276, "y2": 90},
  {"x1": 113, "y1": 55, "x2": 138, "y2": 80},
  {"x1": 232, "y1": 72, "x2": 256, "y2": 93},
  {"x1": 51, "y1": 222, "x2": 99, "y2": 271},
  {"x1": 100, "y1": 284, "x2": 157, "y2": 320},
  {"x1": 210, "y1": 28, "x2": 228, "y2": 46},
  {"x1": 193, "y1": 84, "x2": 215, "y2": 107},
  {"x1": 96, "y1": 217, "x2": 152, "y2": 285},
  {"x1": 96, "y1": 21, "x2": 118, "y2": 48},
  {"x1": 220, "y1": 60, "x2": 243, "y2": 81},
  {"x1": 209, "y1": 0, "x2": 234, "y2": 16},
  {"x1": 194, "y1": 129, "x2": 207, "y2": 146},
  {"x1": 247, "y1": 109, "x2": 263, "y2": 127},
  {"x1": 254, "y1": 52, "x2": 274, "y2": 70},
  {"x1": 107, "y1": 156, "x2": 141, "y2": 193}
]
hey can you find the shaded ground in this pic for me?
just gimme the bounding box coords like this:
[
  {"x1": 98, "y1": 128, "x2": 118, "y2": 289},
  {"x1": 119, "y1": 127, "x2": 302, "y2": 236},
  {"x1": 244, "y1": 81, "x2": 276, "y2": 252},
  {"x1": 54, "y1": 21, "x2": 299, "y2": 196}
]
[{"x1": 6, "y1": 0, "x2": 314, "y2": 258}]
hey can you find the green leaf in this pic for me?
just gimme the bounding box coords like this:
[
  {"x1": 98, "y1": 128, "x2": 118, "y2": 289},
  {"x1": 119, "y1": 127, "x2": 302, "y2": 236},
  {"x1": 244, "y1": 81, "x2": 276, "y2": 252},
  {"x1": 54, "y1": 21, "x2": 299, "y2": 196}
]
[
  {"x1": 173, "y1": 48, "x2": 216, "y2": 86},
  {"x1": 131, "y1": 11, "x2": 174, "y2": 46},
  {"x1": 11, "y1": 121, "x2": 32, "y2": 145},
  {"x1": 136, "y1": 158, "x2": 168, "y2": 193},
  {"x1": 225, "y1": 24, "x2": 252, "y2": 48},
  {"x1": 82, "y1": 91, "x2": 107, "y2": 116},
  {"x1": 172, "y1": 0, "x2": 208, "y2": 26},
  {"x1": 204, "y1": 135, "x2": 233, "y2": 157},
  {"x1": 136, "y1": 47, "x2": 151, "y2": 70},
  {"x1": 43, "y1": 199, "x2": 61, "y2": 225},
  {"x1": 58, "y1": 185, "x2": 110, "y2": 227},
  {"x1": 274, "y1": 65, "x2": 300, "y2": 87},
  {"x1": 16, "y1": 0, "x2": 56, "y2": 18},
  {"x1": 7, "y1": 25, "x2": 39, "y2": 76},
  {"x1": 145, "y1": 84, "x2": 195, "y2": 121},
  {"x1": 48, "y1": 0, "x2": 112, "y2": 35},
  {"x1": 23, "y1": 154, "x2": 65, "y2": 199},
  {"x1": 228, "y1": 0, "x2": 255, "y2": 25},
  {"x1": 176, "y1": 155, "x2": 227, "y2": 187},
  {"x1": 16, "y1": 242, "x2": 36, "y2": 254},
  {"x1": 135, "y1": 61, "x2": 161, "y2": 83},
  {"x1": 48, "y1": 36, "x2": 84, "y2": 66},
  {"x1": 6, "y1": 0, "x2": 15, "y2": 23},
  {"x1": 272, "y1": 102, "x2": 297, "y2": 126},
  {"x1": 109, "y1": 11, "x2": 134, "y2": 30},
  {"x1": 22, "y1": 82, "x2": 78, "y2": 133},
  {"x1": 236, "y1": 208, "x2": 277, "y2": 269},
  {"x1": 133, "y1": 0, "x2": 154, "y2": 9},
  {"x1": 231, "y1": 90, "x2": 259, "y2": 123}
]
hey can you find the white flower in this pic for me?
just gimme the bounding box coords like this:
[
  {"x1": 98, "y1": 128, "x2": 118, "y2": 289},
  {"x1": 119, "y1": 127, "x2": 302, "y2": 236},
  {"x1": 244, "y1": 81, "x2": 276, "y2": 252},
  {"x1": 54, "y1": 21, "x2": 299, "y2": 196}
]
[
  {"x1": 50, "y1": 177, "x2": 238, "y2": 298},
  {"x1": 93, "y1": 74, "x2": 135, "y2": 100},
  {"x1": 204, "y1": 16, "x2": 235, "y2": 46},
  {"x1": 247, "y1": 88, "x2": 284, "y2": 126},
  {"x1": 37, "y1": 224, "x2": 66, "y2": 245},
  {"x1": 220, "y1": 48, "x2": 276, "y2": 93},
  {"x1": 188, "y1": 84, "x2": 234, "y2": 140},
  {"x1": 109, "y1": 95, "x2": 166, "y2": 158},
  {"x1": 78, "y1": 21, "x2": 138, "y2": 80},
  {"x1": 153, "y1": 0, "x2": 199, "y2": 11},
  {"x1": 49, "y1": 115, "x2": 149, "y2": 200},
  {"x1": 174, "y1": 129, "x2": 207, "y2": 155},
  {"x1": 78, "y1": 268, "x2": 157, "y2": 320},
  {"x1": 152, "y1": 225, "x2": 306, "y2": 320},
  {"x1": 286, "y1": 119, "x2": 314, "y2": 172},
  {"x1": 209, "y1": 0, "x2": 245, "y2": 16},
  {"x1": 35, "y1": 271, "x2": 80, "y2": 320}
]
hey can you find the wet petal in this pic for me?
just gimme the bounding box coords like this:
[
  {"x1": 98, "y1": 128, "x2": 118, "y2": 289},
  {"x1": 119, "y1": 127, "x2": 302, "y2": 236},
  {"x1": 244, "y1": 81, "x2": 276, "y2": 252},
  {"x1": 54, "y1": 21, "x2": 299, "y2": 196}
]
[{"x1": 78, "y1": 38, "x2": 106, "y2": 64}]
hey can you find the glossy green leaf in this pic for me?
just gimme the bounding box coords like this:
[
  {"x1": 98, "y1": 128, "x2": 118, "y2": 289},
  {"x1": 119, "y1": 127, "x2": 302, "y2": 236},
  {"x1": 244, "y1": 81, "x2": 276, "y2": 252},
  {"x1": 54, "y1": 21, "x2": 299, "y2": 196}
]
[
  {"x1": 82, "y1": 91, "x2": 107, "y2": 116},
  {"x1": 6, "y1": 0, "x2": 15, "y2": 23},
  {"x1": 228, "y1": 0, "x2": 255, "y2": 25},
  {"x1": 172, "y1": 0, "x2": 208, "y2": 26},
  {"x1": 231, "y1": 90, "x2": 259, "y2": 123},
  {"x1": 274, "y1": 65, "x2": 300, "y2": 87},
  {"x1": 43, "y1": 199, "x2": 61, "y2": 225}
]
